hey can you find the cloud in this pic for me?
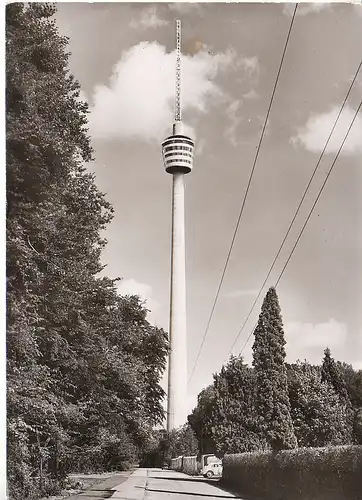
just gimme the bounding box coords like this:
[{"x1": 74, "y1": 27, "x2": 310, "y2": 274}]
[
  {"x1": 222, "y1": 57, "x2": 259, "y2": 146},
  {"x1": 117, "y1": 278, "x2": 159, "y2": 317},
  {"x1": 243, "y1": 89, "x2": 259, "y2": 101},
  {"x1": 283, "y1": 3, "x2": 331, "y2": 17},
  {"x1": 225, "y1": 289, "x2": 258, "y2": 298},
  {"x1": 195, "y1": 138, "x2": 206, "y2": 156},
  {"x1": 285, "y1": 318, "x2": 348, "y2": 364},
  {"x1": 239, "y1": 56, "x2": 259, "y2": 76},
  {"x1": 130, "y1": 7, "x2": 168, "y2": 30},
  {"x1": 353, "y1": 360, "x2": 362, "y2": 370},
  {"x1": 225, "y1": 99, "x2": 243, "y2": 147},
  {"x1": 291, "y1": 105, "x2": 362, "y2": 156},
  {"x1": 168, "y1": 3, "x2": 203, "y2": 15},
  {"x1": 90, "y1": 42, "x2": 242, "y2": 142},
  {"x1": 354, "y1": 5, "x2": 362, "y2": 18}
]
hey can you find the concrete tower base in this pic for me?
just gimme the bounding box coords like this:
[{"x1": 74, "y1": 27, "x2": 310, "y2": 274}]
[{"x1": 167, "y1": 172, "x2": 188, "y2": 431}]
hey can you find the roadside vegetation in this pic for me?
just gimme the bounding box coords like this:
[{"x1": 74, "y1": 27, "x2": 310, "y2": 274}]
[
  {"x1": 187, "y1": 287, "x2": 362, "y2": 499},
  {"x1": 6, "y1": 4, "x2": 168, "y2": 499},
  {"x1": 188, "y1": 287, "x2": 362, "y2": 455}
]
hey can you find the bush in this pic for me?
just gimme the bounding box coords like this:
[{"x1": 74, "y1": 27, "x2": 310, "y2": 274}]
[
  {"x1": 222, "y1": 445, "x2": 362, "y2": 500},
  {"x1": 62, "y1": 440, "x2": 136, "y2": 474}
]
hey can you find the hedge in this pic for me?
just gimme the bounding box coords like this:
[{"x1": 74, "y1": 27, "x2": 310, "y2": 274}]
[{"x1": 222, "y1": 445, "x2": 362, "y2": 500}]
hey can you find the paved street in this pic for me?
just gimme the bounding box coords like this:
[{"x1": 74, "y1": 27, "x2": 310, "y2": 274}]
[
  {"x1": 63, "y1": 467, "x2": 243, "y2": 500},
  {"x1": 110, "y1": 468, "x2": 242, "y2": 499}
]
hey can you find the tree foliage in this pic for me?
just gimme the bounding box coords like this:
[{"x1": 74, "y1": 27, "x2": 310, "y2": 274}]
[
  {"x1": 209, "y1": 356, "x2": 267, "y2": 455},
  {"x1": 322, "y1": 348, "x2": 350, "y2": 403},
  {"x1": 6, "y1": 4, "x2": 168, "y2": 499},
  {"x1": 336, "y1": 362, "x2": 362, "y2": 408},
  {"x1": 188, "y1": 385, "x2": 216, "y2": 455},
  {"x1": 189, "y1": 288, "x2": 359, "y2": 457},
  {"x1": 175, "y1": 424, "x2": 199, "y2": 458},
  {"x1": 163, "y1": 425, "x2": 199, "y2": 460},
  {"x1": 337, "y1": 363, "x2": 362, "y2": 444},
  {"x1": 141, "y1": 425, "x2": 199, "y2": 466},
  {"x1": 287, "y1": 362, "x2": 352, "y2": 447},
  {"x1": 252, "y1": 287, "x2": 297, "y2": 451},
  {"x1": 321, "y1": 349, "x2": 354, "y2": 441}
]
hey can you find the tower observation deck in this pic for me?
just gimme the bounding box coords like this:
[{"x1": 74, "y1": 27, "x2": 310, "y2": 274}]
[{"x1": 162, "y1": 124, "x2": 195, "y2": 174}]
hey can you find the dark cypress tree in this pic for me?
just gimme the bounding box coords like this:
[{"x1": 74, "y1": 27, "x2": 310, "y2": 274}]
[{"x1": 252, "y1": 287, "x2": 297, "y2": 451}]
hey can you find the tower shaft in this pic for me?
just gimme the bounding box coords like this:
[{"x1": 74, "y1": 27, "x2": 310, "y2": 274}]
[
  {"x1": 167, "y1": 172, "x2": 187, "y2": 431},
  {"x1": 162, "y1": 19, "x2": 195, "y2": 432}
]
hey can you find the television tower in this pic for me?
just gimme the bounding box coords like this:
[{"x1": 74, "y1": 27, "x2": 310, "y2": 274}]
[{"x1": 162, "y1": 20, "x2": 195, "y2": 431}]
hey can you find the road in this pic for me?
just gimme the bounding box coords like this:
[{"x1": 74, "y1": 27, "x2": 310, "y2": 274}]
[{"x1": 110, "y1": 468, "x2": 242, "y2": 499}]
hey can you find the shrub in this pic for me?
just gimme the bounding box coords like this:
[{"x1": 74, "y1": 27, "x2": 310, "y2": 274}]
[{"x1": 222, "y1": 445, "x2": 362, "y2": 500}]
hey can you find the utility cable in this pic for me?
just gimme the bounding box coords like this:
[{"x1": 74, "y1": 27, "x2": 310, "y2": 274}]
[
  {"x1": 227, "y1": 60, "x2": 362, "y2": 356},
  {"x1": 188, "y1": 4, "x2": 299, "y2": 384},
  {"x1": 275, "y1": 102, "x2": 361, "y2": 287},
  {"x1": 234, "y1": 101, "x2": 362, "y2": 358}
]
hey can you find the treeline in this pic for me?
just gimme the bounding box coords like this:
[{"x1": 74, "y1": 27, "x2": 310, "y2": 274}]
[
  {"x1": 189, "y1": 288, "x2": 362, "y2": 455},
  {"x1": 6, "y1": 4, "x2": 168, "y2": 499},
  {"x1": 140, "y1": 424, "x2": 199, "y2": 467}
]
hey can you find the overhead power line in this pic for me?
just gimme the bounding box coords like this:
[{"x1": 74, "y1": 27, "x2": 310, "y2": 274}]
[
  {"x1": 275, "y1": 102, "x2": 361, "y2": 286},
  {"x1": 188, "y1": 4, "x2": 299, "y2": 384},
  {"x1": 235, "y1": 101, "x2": 362, "y2": 359},
  {"x1": 227, "y1": 60, "x2": 362, "y2": 357}
]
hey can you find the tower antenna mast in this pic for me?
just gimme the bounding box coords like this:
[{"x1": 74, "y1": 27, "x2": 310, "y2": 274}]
[{"x1": 175, "y1": 19, "x2": 182, "y2": 122}]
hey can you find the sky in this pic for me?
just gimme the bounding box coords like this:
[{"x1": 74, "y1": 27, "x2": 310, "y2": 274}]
[{"x1": 55, "y1": 2, "x2": 362, "y2": 415}]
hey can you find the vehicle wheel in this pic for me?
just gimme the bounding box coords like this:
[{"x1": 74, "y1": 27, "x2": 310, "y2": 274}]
[{"x1": 206, "y1": 471, "x2": 214, "y2": 479}]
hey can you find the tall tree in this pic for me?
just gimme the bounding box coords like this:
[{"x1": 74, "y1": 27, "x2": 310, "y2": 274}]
[
  {"x1": 321, "y1": 349, "x2": 354, "y2": 442},
  {"x1": 6, "y1": 3, "x2": 97, "y2": 496},
  {"x1": 209, "y1": 356, "x2": 266, "y2": 455},
  {"x1": 322, "y1": 348, "x2": 350, "y2": 402},
  {"x1": 6, "y1": 4, "x2": 168, "y2": 499},
  {"x1": 252, "y1": 287, "x2": 297, "y2": 451},
  {"x1": 177, "y1": 425, "x2": 199, "y2": 457},
  {"x1": 188, "y1": 385, "x2": 216, "y2": 455}
]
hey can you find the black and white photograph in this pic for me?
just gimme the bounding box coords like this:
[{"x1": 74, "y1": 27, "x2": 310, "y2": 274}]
[{"x1": 4, "y1": 2, "x2": 362, "y2": 500}]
